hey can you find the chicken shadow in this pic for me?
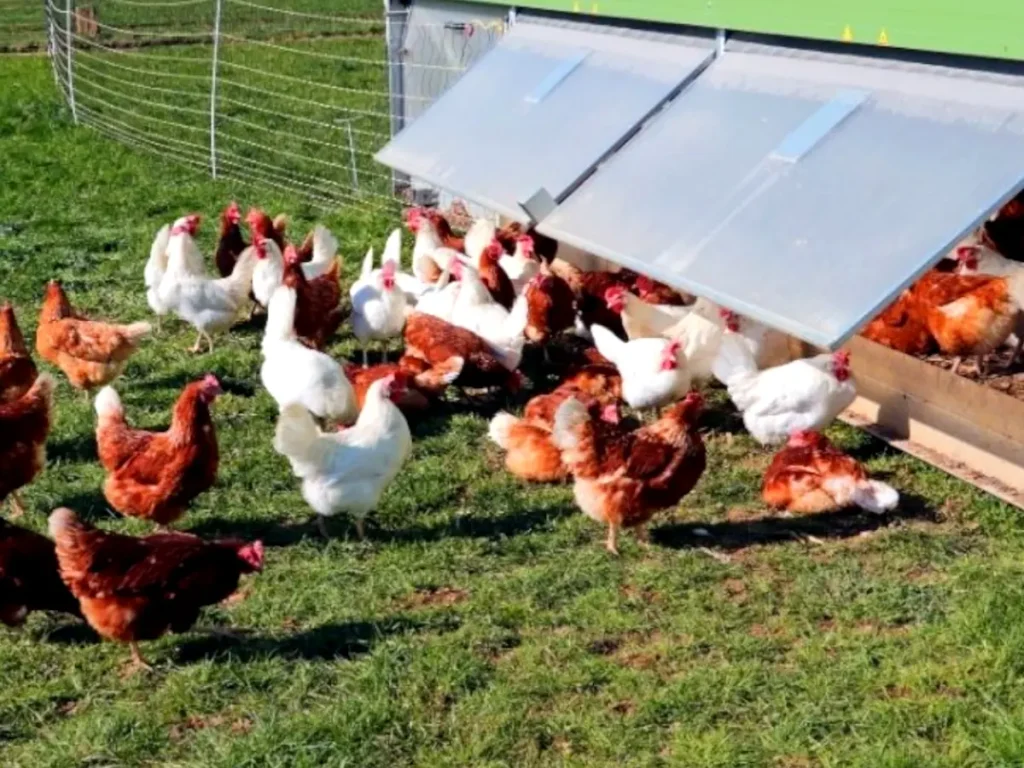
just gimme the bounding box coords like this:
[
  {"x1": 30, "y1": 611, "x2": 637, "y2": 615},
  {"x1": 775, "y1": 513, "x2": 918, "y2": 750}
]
[
  {"x1": 37, "y1": 620, "x2": 100, "y2": 646},
  {"x1": 653, "y1": 492, "x2": 936, "y2": 553},
  {"x1": 187, "y1": 516, "x2": 313, "y2": 548},
  {"x1": 175, "y1": 615, "x2": 454, "y2": 664},
  {"x1": 54, "y1": 490, "x2": 120, "y2": 524},
  {"x1": 376, "y1": 502, "x2": 576, "y2": 545},
  {"x1": 135, "y1": 371, "x2": 257, "y2": 399},
  {"x1": 48, "y1": 433, "x2": 97, "y2": 464}
]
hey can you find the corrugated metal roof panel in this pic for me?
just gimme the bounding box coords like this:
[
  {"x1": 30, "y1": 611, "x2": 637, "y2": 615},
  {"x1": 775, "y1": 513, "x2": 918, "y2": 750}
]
[
  {"x1": 374, "y1": 22, "x2": 715, "y2": 222},
  {"x1": 539, "y1": 48, "x2": 1024, "y2": 348}
]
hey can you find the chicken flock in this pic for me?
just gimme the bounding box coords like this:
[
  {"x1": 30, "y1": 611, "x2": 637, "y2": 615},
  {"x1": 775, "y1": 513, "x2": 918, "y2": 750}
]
[{"x1": 13, "y1": 193, "x2": 1024, "y2": 668}]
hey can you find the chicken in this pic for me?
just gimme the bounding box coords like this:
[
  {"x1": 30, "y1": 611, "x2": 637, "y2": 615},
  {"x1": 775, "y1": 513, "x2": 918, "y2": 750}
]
[
  {"x1": 404, "y1": 312, "x2": 522, "y2": 392},
  {"x1": 0, "y1": 304, "x2": 37, "y2": 404},
  {"x1": 723, "y1": 310, "x2": 797, "y2": 370},
  {"x1": 605, "y1": 285, "x2": 689, "y2": 340},
  {"x1": 0, "y1": 518, "x2": 80, "y2": 626},
  {"x1": 633, "y1": 274, "x2": 692, "y2": 306},
  {"x1": 261, "y1": 286, "x2": 357, "y2": 425},
  {"x1": 859, "y1": 289, "x2": 935, "y2": 355},
  {"x1": 478, "y1": 240, "x2": 516, "y2": 310},
  {"x1": 953, "y1": 240, "x2": 1021, "y2": 278},
  {"x1": 489, "y1": 400, "x2": 621, "y2": 483},
  {"x1": 552, "y1": 260, "x2": 631, "y2": 338},
  {"x1": 344, "y1": 354, "x2": 463, "y2": 415},
  {"x1": 351, "y1": 229, "x2": 408, "y2": 366},
  {"x1": 522, "y1": 370, "x2": 622, "y2": 429},
  {"x1": 553, "y1": 392, "x2": 706, "y2": 554},
  {"x1": 273, "y1": 375, "x2": 412, "y2": 539},
  {"x1": 499, "y1": 234, "x2": 541, "y2": 295},
  {"x1": 406, "y1": 208, "x2": 466, "y2": 284},
  {"x1": 157, "y1": 216, "x2": 257, "y2": 353},
  {"x1": 450, "y1": 262, "x2": 529, "y2": 370},
  {"x1": 145, "y1": 215, "x2": 207, "y2": 331},
  {"x1": 50, "y1": 506, "x2": 263, "y2": 669},
  {"x1": 412, "y1": 254, "x2": 461, "y2": 322},
  {"x1": 94, "y1": 375, "x2": 221, "y2": 528},
  {"x1": 762, "y1": 430, "x2": 899, "y2": 515},
  {"x1": 245, "y1": 207, "x2": 287, "y2": 251},
  {"x1": 713, "y1": 334, "x2": 856, "y2": 445},
  {"x1": 0, "y1": 374, "x2": 54, "y2": 518},
  {"x1": 524, "y1": 268, "x2": 577, "y2": 348},
  {"x1": 281, "y1": 244, "x2": 343, "y2": 350},
  {"x1": 590, "y1": 324, "x2": 690, "y2": 410},
  {"x1": 983, "y1": 191, "x2": 1024, "y2": 262},
  {"x1": 215, "y1": 201, "x2": 247, "y2": 278},
  {"x1": 251, "y1": 226, "x2": 339, "y2": 311},
  {"x1": 910, "y1": 269, "x2": 1024, "y2": 373},
  {"x1": 36, "y1": 281, "x2": 151, "y2": 394}
]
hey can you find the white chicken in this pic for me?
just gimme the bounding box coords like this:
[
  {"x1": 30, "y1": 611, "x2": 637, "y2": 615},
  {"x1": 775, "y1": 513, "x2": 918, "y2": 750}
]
[
  {"x1": 712, "y1": 334, "x2": 856, "y2": 445},
  {"x1": 463, "y1": 216, "x2": 496, "y2": 267},
  {"x1": 500, "y1": 234, "x2": 541, "y2": 295},
  {"x1": 590, "y1": 324, "x2": 691, "y2": 409},
  {"x1": 260, "y1": 285, "x2": 357, "y2": 425},
  {"x1": 157, "y1": 217, "x2": 256, "y2": 353},
  {"x1": 722, "y1": 311, "x2": 796, "y2": 370},
  {"x1": 145, "y1": 215, "x2": 206, "y2": 329},
  {"x1": 606, "y1": 285, "x2": 690, "y2": 340},
  {"x1": 273, "y1": 375, "x2": 412, "y2": 540},
  {"x1": 251, "y1": 225, "x2": 338, "y2": 310},
  {"x1": 450, "y1": 263, "x2": 529, "y2": 370},
  {"x1": 350, "y1": 229, "x2": 407, "y2": 366},
  {"x1": 411, "y1": 255, "x2": 461, "y2": 323}
]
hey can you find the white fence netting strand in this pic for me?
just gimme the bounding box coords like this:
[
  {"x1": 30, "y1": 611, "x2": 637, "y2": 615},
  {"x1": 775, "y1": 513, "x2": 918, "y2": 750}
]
[{"x1": 41, "y1": 0, "x2": 507, "y2": 210}]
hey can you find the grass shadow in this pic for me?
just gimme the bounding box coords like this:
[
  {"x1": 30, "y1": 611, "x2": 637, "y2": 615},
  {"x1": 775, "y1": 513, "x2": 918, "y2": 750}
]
[
  {"x1": 54, "y1": 490, "x2": 118, "y2": 524},
  {"x1": 187, "y1": 516, "x2": 315, "y2": 548},
  {"x1": 654, "y1": 492, "x2": 936, "y2": 552},
  {"x1": 378, "y1": 502, "x2": 575, "y2": 545},
  {"x1": 48, "y1": 433, "x2": 97, "y2": 464},
  {"x1": 175, "y1": 616, "x2": 453, "y2": 664},
  {"x1": 38, "y1": 621, "x2": 100, "y2": 646}
]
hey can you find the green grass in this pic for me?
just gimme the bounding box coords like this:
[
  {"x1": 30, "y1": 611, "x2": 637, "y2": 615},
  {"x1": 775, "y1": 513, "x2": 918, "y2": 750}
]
[{"x1": 5, "y1": 53, "x2": 1024, "y2": 767}]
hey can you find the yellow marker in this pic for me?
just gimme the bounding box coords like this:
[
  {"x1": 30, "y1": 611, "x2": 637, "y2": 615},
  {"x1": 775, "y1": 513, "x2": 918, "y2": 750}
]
[
  {"x1": 841, "y1": 24, "x2": 854, "y2": 42},
  {"x1": 591, "y1": 1, "x2": 599, "y2": 13},
  {"x1": 572, "y1": 0, "x2": 580, "y2": 11},
  {"x1": 877, "y1": 27, "x2": 889, "y2": 45}
]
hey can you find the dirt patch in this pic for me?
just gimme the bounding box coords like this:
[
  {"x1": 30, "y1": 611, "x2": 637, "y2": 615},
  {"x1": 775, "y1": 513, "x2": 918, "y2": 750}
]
[
  {"x1": 722, "y1": 578, "x2": 748, "y2": 604},
  {"x1": 587, "y1": 637, "x2": 622, "y2": 656},
  {"x1": 726, "y1": 507, "x2": 766, "y2": 523},
  {"x1": 221, "y1": 584, "x2": 253, "y2": 606},
  {"x1": 817, "y1": 618, "x2": 837, "y2": 633},
  {"x1": 170, "y1": 715, "x2": 253, "y2": 742},
  {"x1": 773, "y1": 756, "x2": 817, "y2": 768},
  {"x1": 620, "y1": 584, "x2": 661, "y2": 604},
  {"x1": 401, "y1": 586, "x2": 469, "y2": 609},
  {"x1": 610, "y1": 699, "x2": 636, "y2": 716},
  {"x1": 883, "y1": 684, "x2": 914, "y2": 699}
]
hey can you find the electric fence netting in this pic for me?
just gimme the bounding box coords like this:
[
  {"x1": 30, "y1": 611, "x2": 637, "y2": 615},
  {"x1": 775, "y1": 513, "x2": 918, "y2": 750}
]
[{"x1": 41, "y1": 0, "x2": 507, "y2": 211}]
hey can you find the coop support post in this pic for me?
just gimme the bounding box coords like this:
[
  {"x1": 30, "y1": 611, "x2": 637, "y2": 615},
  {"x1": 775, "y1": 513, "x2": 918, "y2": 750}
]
[
  {"x1": 385, "y1": 0, "x2": 409, "y2": 196},
  {"x1": 64, "y1": 0, "x2": 77, "y2": 123},
  {"x1": 346, "y1": 121, "x2": 359, "y2": 191},
  {"x1": 209, "y1": 0, "x2": 223, "y2": 179}
]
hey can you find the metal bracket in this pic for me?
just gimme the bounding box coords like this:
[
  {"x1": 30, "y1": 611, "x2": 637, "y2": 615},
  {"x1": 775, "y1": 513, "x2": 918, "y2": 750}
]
[{"x1": 518, "y1": 188, "x2": 557, "y2": 223}]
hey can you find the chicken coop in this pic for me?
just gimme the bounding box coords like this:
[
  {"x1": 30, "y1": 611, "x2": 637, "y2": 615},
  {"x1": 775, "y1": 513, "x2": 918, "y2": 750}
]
[{"x1": 378, "y1": 0, "x2": 1024, "y2": 506}]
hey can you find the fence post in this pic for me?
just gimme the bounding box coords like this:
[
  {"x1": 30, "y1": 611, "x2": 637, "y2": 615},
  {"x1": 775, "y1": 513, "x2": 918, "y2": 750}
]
[
  {"x1": 209, "y1": 0, "x2": 223, "y2": 179},
  {"x1": 64, "y1": 0, "x2": 77, "y2": 123},
  {"x1": 384, "y1": 0, "x2": 408, "y2": 197}
]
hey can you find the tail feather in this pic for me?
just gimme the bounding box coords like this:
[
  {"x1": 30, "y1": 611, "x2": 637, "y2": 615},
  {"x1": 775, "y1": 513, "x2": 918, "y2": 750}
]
[
  {"x1": 852, "y1": 480, "x2": 899, "y2": 514},
  {"x1": 589, "y1": 324, "x2": 625, "y2": 368},
  {"x1": 121, "y1": 322, "x2": 153, "y2": 343},
  {"x1": 488, "y1": 412, "x2": 519, "y2": 449},
  {"x1": 712, "y1": 332, "x2": 758, "y2": 386},
  {"x1": 145, "y1": 224, "x2": 171, "y2": 288},
  {"x1": 273, "y1": 404, "x2": 331, "y2": 477},
  {"x1": 360, "y1": 247, "x2": 374, "y2": 281},
  {"x1": 551, "y1": 397, "x2": 589, "y2": 451},
  {"x1": 311, "y1": 224, "x2": 338, "y2": 265},
  {"x1": 382, "y1": 228, "x2": 401, "y2": 267},
  {"x1": 94, "y1": 385, "x2": 123, "y2": 420}
]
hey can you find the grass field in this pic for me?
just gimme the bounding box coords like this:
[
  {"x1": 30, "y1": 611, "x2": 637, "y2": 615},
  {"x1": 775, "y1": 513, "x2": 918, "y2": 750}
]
[{"x1": 5, "y1": 51, "x2": 1024, "y2": 768}]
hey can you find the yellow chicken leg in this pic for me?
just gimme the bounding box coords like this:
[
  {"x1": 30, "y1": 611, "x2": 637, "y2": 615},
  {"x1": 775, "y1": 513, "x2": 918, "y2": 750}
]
[
  {"x1": 355, "y1": 518, "x2": 366, "y2": 541},
  {"x1": 189, "y1": 332, "x2": 204, "y2": 354},
  {"x1": 128, "y1": 642, "x2": 153, "y2": 673},
  {"x1": 8, "y1": 493, "x2": 26, "y2": 518},
  {"x1": 605, "y1": 522, "x2": 620, "y2": 555}
]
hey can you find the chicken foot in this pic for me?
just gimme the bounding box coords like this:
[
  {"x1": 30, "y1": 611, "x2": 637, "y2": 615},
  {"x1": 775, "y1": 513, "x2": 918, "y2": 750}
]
[
  {"x1": 355, "y1": 518, "x2": 367, "y2": 541},
  {"x1": 605, "y1": 522, "x2": 620, "y2": 556},
  {"x1": 128, "y1": 642, "x2": 153, "y2": 673},
  {"x1": 189, "y1": 331, "x2": 215, "y2": 355}
]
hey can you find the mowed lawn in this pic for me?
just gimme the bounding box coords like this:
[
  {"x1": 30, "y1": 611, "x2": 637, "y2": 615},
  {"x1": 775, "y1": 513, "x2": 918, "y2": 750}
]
[{"x1": 4, "y1": 53, "x2": 1024, "y2": 768}]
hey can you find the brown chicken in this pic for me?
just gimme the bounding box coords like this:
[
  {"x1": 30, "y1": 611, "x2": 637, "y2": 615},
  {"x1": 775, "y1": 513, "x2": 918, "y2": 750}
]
[
  {"x1": 50, "y1": 506, "x2": 263, "y2": 669},
  {"x1": 632, "y1": 274, "x2": 692, "y2": 306},
  {"x1": 214, "y1": 201, "x2": 248, "y2": 278},
  {"x1": 0, "y1": 373, "x2": 54, "y2": 517},
  {"x1": 524, "y1": 267, "x2": 577, "y2": 347},
  {"x1": 404, "y1": 312, "x2": 522, "y2": 392},
  {"x1": 36, "y1": 281, "x2": 151, "y2": 395},
  {"x1": 523, "y1": 368, "x2": 621, "y2": 429},
  {"x1": 245, "y1": 207, "x2": 287, "y2": 251},
  {"x1": 859, "y1": 289, "x2": 935, "y2": 355},
  {"x1": 479, "y1": 240, "x2": 516, "y2": 310},
  {"x1": 281, "y1": 244, "x2": 344, "y2": 350},
  {"x1": 1, "y1": 518, "x2": 81, "y2": 626},
  {"x1": 0, "y1": 304, "x2": 37, "y2": 403},
  {"x1": 551, "y1": 260, "x2": 631, "y2": 338},
  {"x1": 94, "y1": 375, "x2": 221, "y2": 528},
  {"x1": 984, "y1": 190, "x2": 1024, "y2": 262},
  {"x1": 553, "y1": 391, "x2": 706, "y2": 554},
  {"x1": 762, "y1": 431, "x2": 899, "y2": 514},
  {"x1": 910, "y1": 269, "x2": 1024, "y2": 373},
  {"x1": 344, "y1": 354, "x2": 463, "y2": 414},
  {"x1": 489, "y1": 399, "x2": 621, "y2": 483},
  {"x1": 413, "y1": 208, "x2": 466, "y2": 252}
]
